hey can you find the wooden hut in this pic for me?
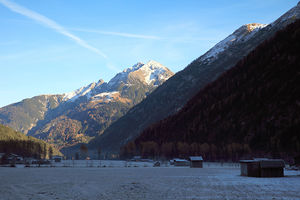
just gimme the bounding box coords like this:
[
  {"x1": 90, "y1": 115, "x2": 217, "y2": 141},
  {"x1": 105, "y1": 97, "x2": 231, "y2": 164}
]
[
  {"x1": 53, "y1": 156, "x2": 62, "y2": 162},
  {"x1": 240, "y1": 159, "x2": 285, "y2": 177},
  {"x1": 173, "y1": 159, "x2": 190, "y2": 166},
  {"x1": 189, "y1": 156, "x2": 203, "y2": 168},
  {"x1": 131, "y1": 156, "x2": 142, "y2": 162}
]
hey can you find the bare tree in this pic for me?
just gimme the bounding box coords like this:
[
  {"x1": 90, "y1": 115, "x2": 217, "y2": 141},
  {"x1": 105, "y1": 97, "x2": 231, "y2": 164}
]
[{"x1": 80, "y1": 144, "x2": 88, "y2": 159}]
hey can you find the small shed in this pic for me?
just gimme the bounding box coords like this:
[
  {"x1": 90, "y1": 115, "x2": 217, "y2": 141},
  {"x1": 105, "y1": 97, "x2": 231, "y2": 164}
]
[
  {"x1": 173, "y1": 159, "x2": 190, "y2": 166},
  {"x1": 240, "y1": 159, "x2": 285, "y2": 177},
  {"x1": 131, "y1": 156, "x2": 142, "y2": 162},
  {"x1": 8, "y1": 153, "x2": 23, "y2": 162},
  {"x1": 53, "y1": 156, "x2": 62, "y2": 162},
  {"x1": 189, "y1": 156, "x2": 203, "y2": 168}
]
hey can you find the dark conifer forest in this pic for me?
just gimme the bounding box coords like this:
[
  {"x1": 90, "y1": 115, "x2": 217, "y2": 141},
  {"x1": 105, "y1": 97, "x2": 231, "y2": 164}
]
[{"x1": 122, "y1": 20, "x2": 300, "y2": 161}]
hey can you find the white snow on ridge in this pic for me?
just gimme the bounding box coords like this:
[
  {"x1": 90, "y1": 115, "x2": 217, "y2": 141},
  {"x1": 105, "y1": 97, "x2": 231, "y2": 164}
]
[
  {"x1": 63, "y1": 82, "x2": 96, "y2": 101},
  {"x1": 63, "y1": 60, "x2": 171, "y2": 102},
  {"x1": 200, "y1": 2, "x2": 300, "y2": 65},
  {"x1": 200, "y1": 23, "x2": 267, "y2": 63},
  {"x1": 108, "y1": 62, "x2": 145, "y2": 87}
]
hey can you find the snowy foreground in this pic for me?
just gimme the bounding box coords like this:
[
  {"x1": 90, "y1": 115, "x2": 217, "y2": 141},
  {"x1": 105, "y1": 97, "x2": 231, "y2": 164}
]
[{"x1": 1, "y1": 161, "x2": 300, "y2": 200}]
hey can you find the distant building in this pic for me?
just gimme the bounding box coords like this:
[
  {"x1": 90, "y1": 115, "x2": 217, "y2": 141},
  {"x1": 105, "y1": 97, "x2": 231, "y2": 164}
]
[
  {"x1": 173, "y1": 159, "x2": 190, "y2": 166},
  {"x1": 189, "y1": 156, "x2": 203, "y2": 168},
  {"x1": 24, "y1": 157, "x2": 37, "y2": 165},
  {"x1": 0, "y1": 153, "x2": 23, "y2": 164},
  {"x1": 8, "y1": 153, "x2": 23, "y2": 163},
  {"x1": 131, "y1": 156, "x2": 142, "y2": 162},
  {"x1": 53, "y1": 156, "x2": 62, "y2": 162},
  {"x1": 240, "y1": 158, "x2": 285, "y2": 177}
]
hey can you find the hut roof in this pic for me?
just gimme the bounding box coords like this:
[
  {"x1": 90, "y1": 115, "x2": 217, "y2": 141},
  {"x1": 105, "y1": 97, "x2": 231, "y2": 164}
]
[
  {"x1": 260, "y1": 159, "x2": 285, "y2": 168},
  {"x1": 240, "y1": 159, "x2": 285, "y2": 168},
  {"x1": 174, "y1": 159, "x2": 189, "y2": 162},
  {"x1": 240, "y1": 160, "x2": 257, "y2": 163},
  {"x1": 53, "y1": 156, "x2": 62, "y2": 159},
  {"x1": 189, "y1": 156, "x2": 203, "y2": 161}
]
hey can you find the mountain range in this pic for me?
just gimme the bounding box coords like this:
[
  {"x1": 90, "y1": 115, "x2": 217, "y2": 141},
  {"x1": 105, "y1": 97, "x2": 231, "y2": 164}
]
[
  {"x1": 1, "y1": 2, "x2": 299, "y2": 158},
  {"x1": 0, "y1": 60, "x2": 173, "y2": 148},
  {"x1": 87, "y1": 2, "x2": 300, "y2": 154}
]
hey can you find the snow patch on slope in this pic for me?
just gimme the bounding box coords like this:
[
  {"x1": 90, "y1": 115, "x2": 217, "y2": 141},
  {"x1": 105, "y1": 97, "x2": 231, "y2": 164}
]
[
  {"x1": 92, "y1": 91, "x2": 119, "y2": 99},
  {"x1": 63, "y1": 82, "x2": 96, "y2": 101}
]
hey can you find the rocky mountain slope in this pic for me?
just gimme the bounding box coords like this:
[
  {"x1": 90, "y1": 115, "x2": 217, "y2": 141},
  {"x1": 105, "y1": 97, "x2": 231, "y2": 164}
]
[
  {"x1": 88, "y1": 2, "x2": 300, "y2": 154},
  {"x1": 0, "y1": 95, "x2": 64, "y2": 134},
  {"x1": 0, "y1": 61, "x2": 173, "y2": 149},
  {"x1": 129, "y1": 19, "x2": 300, "y2": 161}
]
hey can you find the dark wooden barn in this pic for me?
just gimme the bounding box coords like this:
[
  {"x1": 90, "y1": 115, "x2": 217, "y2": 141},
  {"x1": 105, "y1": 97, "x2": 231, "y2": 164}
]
[
  {"x1": 240, "y1": 159, "x2": 285, "y2": 177},
  {"x1": 189, "y1": 156, "x2": 203, "y2": 168}
]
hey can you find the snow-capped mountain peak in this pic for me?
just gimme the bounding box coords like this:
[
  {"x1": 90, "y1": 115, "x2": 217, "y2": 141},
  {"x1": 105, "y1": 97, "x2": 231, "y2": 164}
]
[
  {"x1": 136, "y1": 60, "x2": 173, "y2": 85},
  {"x1": 62, "y1": 61, "x2": 173, "y2": 102},
  {"x1": 108, "y1": 60, "x2": 173, "y2": 87}
]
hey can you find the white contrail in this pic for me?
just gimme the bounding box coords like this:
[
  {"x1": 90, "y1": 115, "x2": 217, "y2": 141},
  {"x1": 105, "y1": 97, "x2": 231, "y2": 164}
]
[
  {"x1": 0, "y1": 0, "x2": 107, "y2": 58},
  {"x1": 71, "y1": 28, "x2": 161, "y2": 40}
]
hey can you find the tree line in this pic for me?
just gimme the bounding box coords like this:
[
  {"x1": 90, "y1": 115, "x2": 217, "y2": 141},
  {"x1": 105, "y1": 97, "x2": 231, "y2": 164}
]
[
  {"x1": 0, "y1": 140, "x2": 54, "y2": 159},
  {"x1": 120, "y1": 141, "x2": 252, "y2": 161}
]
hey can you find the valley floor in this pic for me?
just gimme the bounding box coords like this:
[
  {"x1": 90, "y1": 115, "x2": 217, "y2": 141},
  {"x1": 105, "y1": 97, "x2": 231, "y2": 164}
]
[{"x1": 0, "y1": 162, "x2": 300, "y2": 200}]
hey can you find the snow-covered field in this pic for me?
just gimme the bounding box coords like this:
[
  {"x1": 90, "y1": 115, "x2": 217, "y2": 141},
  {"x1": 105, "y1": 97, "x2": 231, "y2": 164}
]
[{"x1": 1, "y1": 161, "x2": 300, "y2": 200}]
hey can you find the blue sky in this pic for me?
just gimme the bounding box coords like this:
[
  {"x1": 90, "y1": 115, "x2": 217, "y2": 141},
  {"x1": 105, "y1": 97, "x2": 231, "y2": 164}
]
[{"x1": 0, "y1": 0, "x2": 298, "y2": 107}]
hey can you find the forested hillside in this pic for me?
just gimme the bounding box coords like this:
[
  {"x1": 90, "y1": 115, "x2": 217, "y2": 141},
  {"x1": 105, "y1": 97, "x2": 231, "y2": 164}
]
[
  {"x1": 0, "y1": 124, "x2": 61, "y2": 159},
  {"x1": 124, "y1": 20, "x2": 300, "y2": 161},
  {"x1": 89, "y1": 3, "x2": 300, "y2": 154}
]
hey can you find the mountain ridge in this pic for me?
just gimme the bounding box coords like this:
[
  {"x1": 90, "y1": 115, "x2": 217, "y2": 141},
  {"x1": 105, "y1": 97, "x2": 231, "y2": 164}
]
[
  {"x1": 0, "y1": 60, "x2": 173, "y2": 149},
  {"x1": 87, "y1": 2, "x2": 300, "y2": 154},
  {"x1": 130, "y1": 19, "x2": 300, "y2": 160}
]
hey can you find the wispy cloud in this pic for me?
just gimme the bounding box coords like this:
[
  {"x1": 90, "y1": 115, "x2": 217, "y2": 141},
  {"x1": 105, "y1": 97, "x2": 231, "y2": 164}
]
[
  {"x1": 70, "y1": 28, "x2": 161, "y2": 40},
  {"x1": 0, "y1": 0, "x2": 107, "y2": 58},
  {"x1": 70, "y1": 27, "x2": 218, "y2": 43}
]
